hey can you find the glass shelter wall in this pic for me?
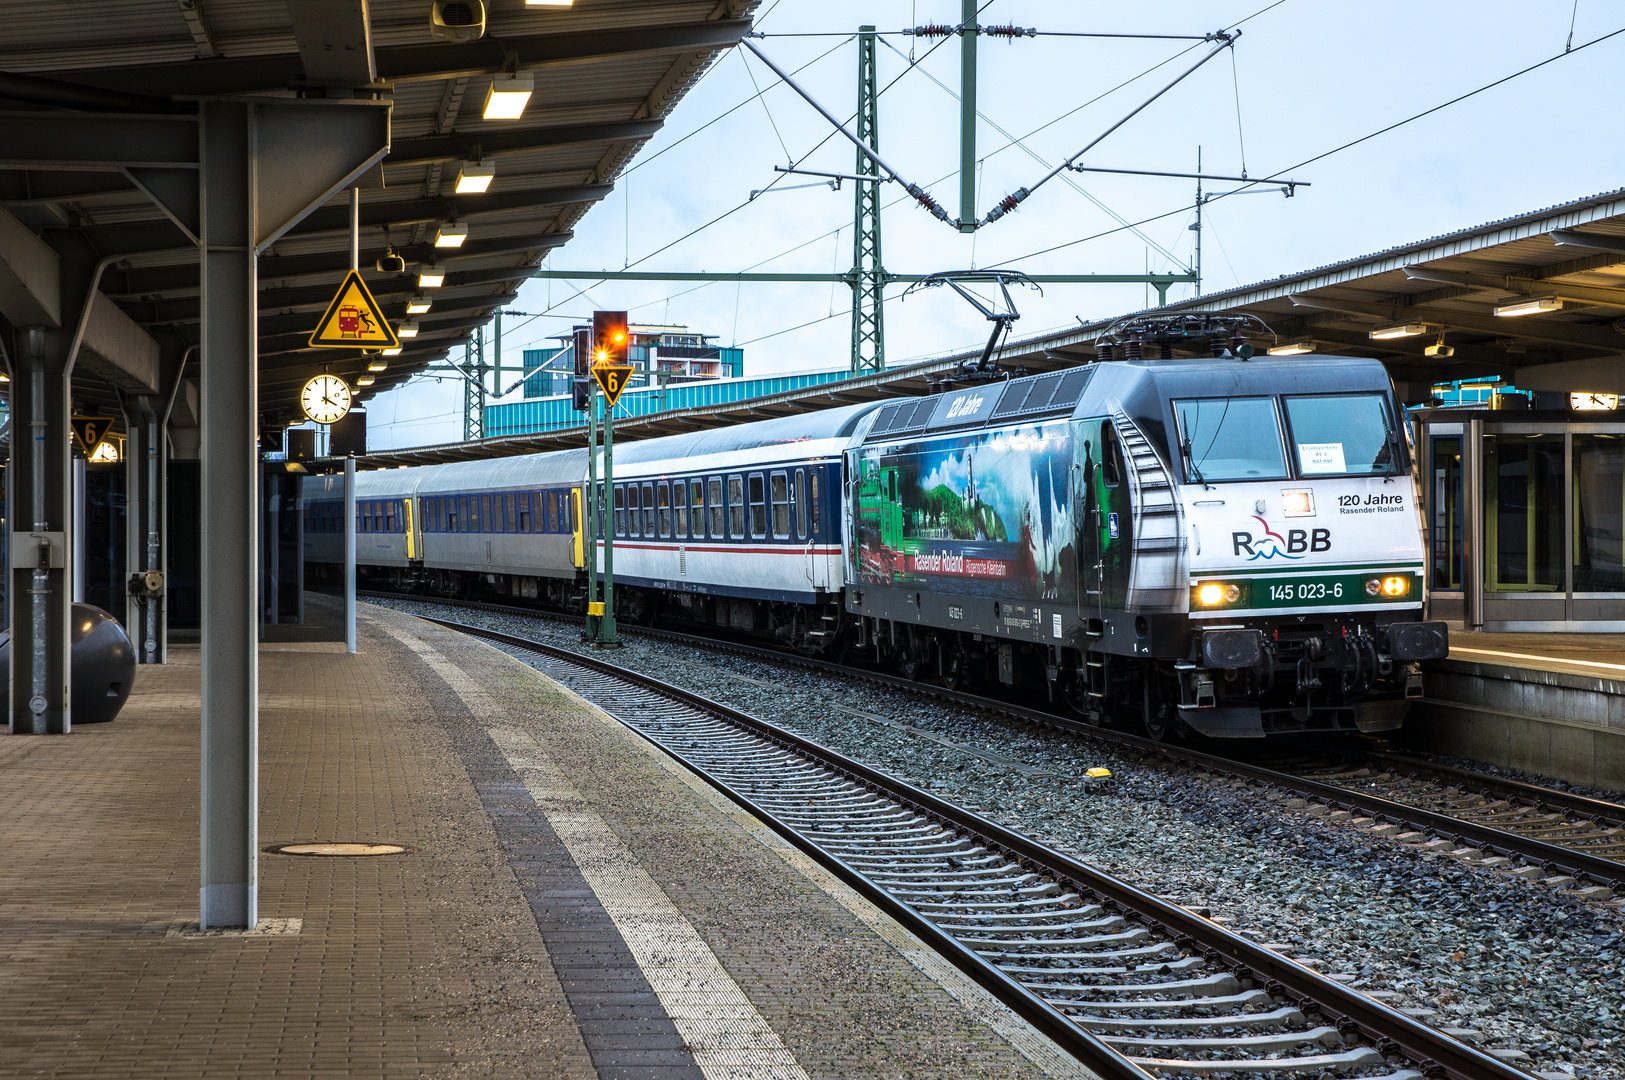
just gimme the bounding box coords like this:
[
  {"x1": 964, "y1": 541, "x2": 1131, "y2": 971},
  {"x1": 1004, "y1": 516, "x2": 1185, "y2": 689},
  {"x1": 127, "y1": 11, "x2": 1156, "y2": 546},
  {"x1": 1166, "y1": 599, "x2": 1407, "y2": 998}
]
[{"x1": 1420, "y1": 416, "x2": 1625, "y2": 631}]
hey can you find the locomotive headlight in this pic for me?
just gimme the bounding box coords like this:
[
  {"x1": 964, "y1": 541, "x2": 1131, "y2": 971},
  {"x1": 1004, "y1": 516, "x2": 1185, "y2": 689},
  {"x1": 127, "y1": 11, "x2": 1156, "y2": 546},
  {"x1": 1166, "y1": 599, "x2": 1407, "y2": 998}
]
[
  {"x1": 1365, "y1": 579, "x2": 1382, "y2": 596},
  {"x1": 1382, "y1": 575, "x2": 1409, "y2": 597},
  {"x1": 1223, "y1": 583, "x2": 1241, "y2": 603},
  {"x1": 1281, "y1": 489, "x2": 1315, "y2": 516},
  {"x1": 1198, "y1": 583, "x2": 1225, "y2": 606}
]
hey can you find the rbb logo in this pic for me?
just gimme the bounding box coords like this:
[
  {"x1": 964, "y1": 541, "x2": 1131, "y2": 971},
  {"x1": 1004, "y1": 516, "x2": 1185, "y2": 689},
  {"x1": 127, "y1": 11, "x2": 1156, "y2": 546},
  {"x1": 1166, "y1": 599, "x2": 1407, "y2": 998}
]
[{"x1": 1231, "y1": 516, "x2": 1330, "y2": 560}]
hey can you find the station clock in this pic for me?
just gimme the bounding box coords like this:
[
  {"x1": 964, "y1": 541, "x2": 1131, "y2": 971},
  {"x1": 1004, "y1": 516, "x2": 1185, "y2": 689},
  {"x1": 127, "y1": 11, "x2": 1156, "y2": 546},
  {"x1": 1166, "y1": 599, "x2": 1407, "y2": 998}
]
[
  {"x1": 301, "y1": 374, "x2": 353, "y2": 425},
  {"x1": 1570, "y1": 392, "x2": 1619, "y2": 411}
]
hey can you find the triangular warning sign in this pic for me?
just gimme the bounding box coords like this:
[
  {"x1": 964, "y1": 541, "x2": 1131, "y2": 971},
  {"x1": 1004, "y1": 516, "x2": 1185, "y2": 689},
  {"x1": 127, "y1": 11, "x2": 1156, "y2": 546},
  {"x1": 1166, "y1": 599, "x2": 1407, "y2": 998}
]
[
  {"x1": 592, "y1": 365, "x2": 634, "y2": 408},
  {"x1": 309, "y1": 270, "x2": 400, "y2": 349},
  {"x1": 71, "y1": 416, "x2": 116, "y2": 457}
]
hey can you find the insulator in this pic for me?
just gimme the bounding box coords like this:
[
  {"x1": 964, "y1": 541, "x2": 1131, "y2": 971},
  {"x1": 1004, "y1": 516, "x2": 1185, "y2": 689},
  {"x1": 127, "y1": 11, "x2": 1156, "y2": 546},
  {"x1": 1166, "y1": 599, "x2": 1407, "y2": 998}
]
[
  {"x1": 1125, "y1": 334, "x2": 1143, "y2": 361},
  {"x1": 1097, "y1": 343, "x2": 1116, "y2": 361},
  {"x1": 998, "y1": 193, "x2": 1022, "y2": 215},
  {"x1": 906, "y1": 24, "x2": 956, "y2": 38},
  {"x1": 983, "y1": 24, "x2": 1037, "y2": 39}
]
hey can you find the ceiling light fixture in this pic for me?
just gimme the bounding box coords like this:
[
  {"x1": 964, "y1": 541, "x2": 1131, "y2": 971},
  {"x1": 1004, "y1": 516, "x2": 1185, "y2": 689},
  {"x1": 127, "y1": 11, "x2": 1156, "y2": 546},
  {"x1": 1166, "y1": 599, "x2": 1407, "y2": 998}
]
[
  {"x1": 525, "y1": 0, "x2": 574, "y2": 5},
  {"x1": 356, "y1": 374, "x2": 377, "y2": 387},
  {"x1": 455, "y1": 161, "x2": 494, "y2": 193},
  {"x1": 406, "y1": 293, "x2": 432, "y2": 314},
  {"x1": 399, "y1": 320, "x2": 420, "y2": 338},
  {"x1": 1369, "y1": 321, "x2": 1427, "y2": 340},
  {"x1": 1268, "y1": 338, "x2": 1314, "y2": 356},
  {"x1": 435, "y1": 221, "x2": 468, "y2": 248},
  {"x1": 368, "y1": 358, "x2": 390, "y2": 371},
  {"x1": 1494, "y1": 294, "x2": 1562, "y2": 317},
  {"x1": 482, "y1": 71, "x2": 533, "y2": 120},
  {"x1": 418, "y1": 266, "x2": 445, "y2": 288},
  {"x1": 380, "y1": 347, "x2": 401, "y2": 357}
]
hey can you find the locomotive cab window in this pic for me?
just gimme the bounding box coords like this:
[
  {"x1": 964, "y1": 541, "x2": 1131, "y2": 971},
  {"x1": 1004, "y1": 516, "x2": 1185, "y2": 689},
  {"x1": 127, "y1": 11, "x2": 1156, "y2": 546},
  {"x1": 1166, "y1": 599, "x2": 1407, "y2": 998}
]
[
  {"x1": 749, "y1": 474, "x2": 767, "y2": 539},
  {"x1": 1100, "y1": 423, "x2": 1123, "y2": 487},
  {"x1": 1173, "y1": 396, "x2": 1289, "y2": 482},
  {"x1": 1282, "y1": 393, "x2": 1397, "y2": 476}
]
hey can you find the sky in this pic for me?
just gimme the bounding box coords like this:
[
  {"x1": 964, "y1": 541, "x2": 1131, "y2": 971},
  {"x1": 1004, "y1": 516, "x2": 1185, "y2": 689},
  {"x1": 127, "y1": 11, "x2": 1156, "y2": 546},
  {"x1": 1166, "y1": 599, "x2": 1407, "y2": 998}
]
[{"x1": 364, "y1": 0, "x2": 1625, "y2": 449}]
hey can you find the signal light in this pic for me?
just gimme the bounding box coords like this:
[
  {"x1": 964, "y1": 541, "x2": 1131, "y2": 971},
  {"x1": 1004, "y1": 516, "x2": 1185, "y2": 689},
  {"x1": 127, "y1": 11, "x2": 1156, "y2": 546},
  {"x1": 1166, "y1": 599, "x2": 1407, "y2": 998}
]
[
  {"x1": 592, "y1": 310, "x2": 630, "y2": 366},
  {"x1": 1382, "y1": 575, "x2": 1409, "y2": 597}
]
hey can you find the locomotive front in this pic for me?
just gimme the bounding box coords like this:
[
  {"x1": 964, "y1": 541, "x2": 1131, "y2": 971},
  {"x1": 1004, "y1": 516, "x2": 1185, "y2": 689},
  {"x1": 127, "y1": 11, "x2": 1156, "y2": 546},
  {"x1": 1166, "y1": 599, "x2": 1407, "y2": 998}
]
[{"x1": 1165, "y1": 363, "x2": 1447, "y2": 734}]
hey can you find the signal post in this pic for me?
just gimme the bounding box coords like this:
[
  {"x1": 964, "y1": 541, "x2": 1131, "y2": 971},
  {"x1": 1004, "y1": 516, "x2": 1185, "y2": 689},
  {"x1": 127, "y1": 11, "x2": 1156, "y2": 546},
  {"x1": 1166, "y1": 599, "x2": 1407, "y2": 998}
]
[{"x1": 587, "y1": 311, "x2": 631, "y2": 648}]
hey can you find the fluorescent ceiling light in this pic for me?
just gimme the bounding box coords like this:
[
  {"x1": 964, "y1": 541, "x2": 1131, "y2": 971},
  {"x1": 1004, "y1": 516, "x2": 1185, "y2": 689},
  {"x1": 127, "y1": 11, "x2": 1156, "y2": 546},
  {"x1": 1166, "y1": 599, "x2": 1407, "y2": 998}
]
[
  {"x1": 435, "y1": 222, "x2": 468, "y2": 248},
  {"x1": 356, "y1": 374, "x2": 376, "y2": 387},
  {"x1": 369, "y1": 358, "x2": 391, "y2": 370},
  {"x1": 1494, "y1": 294, "x2": 1561, "y2": 317},
  {"x1": 406, "y1": 294, "x2": 432, "y2": 314},
  {"x1": 399, "y1": 320, "x2": 419, "y2": 338},
  {"x1": 1369, "y1": 321, "x2": 1427, "y2": 340},
  {"x1": 525, "y1": 0, "x2": 574, "y2": 5},
  {"x1": 455, "y1": 161, "x2": 494, "y2": 194},
  {"x1": 418, "y1": 268, "x2": 445, "y2": 288},
  {"x1": 380, "y1": 348, "x2": 401, "y2": 358},
  {"x1": 483, "y1": 71, "x2": 533, "y2": 121},
  {"x1": 1268, "y1": 338, "x2": 1314, "y2": 356}
]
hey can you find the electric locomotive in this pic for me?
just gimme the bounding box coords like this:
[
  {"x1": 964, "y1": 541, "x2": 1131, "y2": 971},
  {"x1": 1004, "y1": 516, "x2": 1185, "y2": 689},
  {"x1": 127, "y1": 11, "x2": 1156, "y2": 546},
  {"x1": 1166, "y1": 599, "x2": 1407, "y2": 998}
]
[{"x1": 845, "y1": 348, "x2": 1447, "y2": 739}]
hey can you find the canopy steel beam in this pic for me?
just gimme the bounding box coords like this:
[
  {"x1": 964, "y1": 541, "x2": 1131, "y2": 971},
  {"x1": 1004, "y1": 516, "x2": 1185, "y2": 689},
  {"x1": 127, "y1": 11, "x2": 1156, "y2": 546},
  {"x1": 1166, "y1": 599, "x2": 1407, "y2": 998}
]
[
  {"x1": 26, "y1": 19, "x2": 753, "y2": 98},
  {"x1": 532, "y1": 270, "x2": 1197, "y2": 285},
  {"x1": 388, "y1": 120, "x2": 663, "y2": 168},
  {"x1": 131, "y1": 266, "x2": 533, "y2": 325},
  {"x1": 282, "y1": 183, "x2": 612, "y2": 238},
  {"x1": 285, "y1": 0, "x2": 377, "y2": 88},
  {"x1": 1287, "y1": 293, "x2": 1625, "y2": 351}
]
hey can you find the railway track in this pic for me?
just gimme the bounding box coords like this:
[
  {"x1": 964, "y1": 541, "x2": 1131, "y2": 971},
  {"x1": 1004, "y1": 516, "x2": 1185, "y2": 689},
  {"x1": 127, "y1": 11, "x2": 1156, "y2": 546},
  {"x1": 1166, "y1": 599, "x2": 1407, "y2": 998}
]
[
  {"x1": 423, "y1": 614, "x2": 1533, "y2": 1080},
  {"x1": 367, "y1": 592, "x2": 1625, "y2": 895}
]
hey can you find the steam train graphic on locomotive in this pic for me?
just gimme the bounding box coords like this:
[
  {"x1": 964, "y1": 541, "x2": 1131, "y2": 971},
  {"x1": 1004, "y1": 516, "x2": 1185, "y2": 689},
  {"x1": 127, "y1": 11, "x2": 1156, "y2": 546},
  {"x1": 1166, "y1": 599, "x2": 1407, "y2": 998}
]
[{"x1": 309, "y1": 351, "x2": 1447, "y2": 740}]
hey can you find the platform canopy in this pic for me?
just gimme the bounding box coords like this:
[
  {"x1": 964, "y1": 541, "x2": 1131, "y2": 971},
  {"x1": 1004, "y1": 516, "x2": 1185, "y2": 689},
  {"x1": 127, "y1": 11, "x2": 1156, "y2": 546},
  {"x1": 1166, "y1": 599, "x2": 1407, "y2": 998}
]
[
  {"x1": 969, "y1": 188, "x2": 1625, "y2": 402},
  {"x1": 0, "y1": 0, "x2": 754, "y2": 426}
]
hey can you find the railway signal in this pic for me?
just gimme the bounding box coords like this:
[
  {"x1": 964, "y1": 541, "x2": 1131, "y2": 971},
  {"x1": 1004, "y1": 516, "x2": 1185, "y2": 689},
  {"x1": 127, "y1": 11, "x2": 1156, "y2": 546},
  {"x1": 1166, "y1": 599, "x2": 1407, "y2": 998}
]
[{"x1": 588, "y1": 311, "x2": 628, "y2": 649}]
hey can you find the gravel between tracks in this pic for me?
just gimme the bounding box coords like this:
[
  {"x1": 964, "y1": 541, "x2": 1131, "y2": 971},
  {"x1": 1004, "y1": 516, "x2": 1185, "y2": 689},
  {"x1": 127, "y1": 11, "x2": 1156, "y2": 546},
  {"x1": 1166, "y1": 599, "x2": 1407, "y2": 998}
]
[{"x1": 373, "y1": 598, "x2": 1625, "y2": 1079}]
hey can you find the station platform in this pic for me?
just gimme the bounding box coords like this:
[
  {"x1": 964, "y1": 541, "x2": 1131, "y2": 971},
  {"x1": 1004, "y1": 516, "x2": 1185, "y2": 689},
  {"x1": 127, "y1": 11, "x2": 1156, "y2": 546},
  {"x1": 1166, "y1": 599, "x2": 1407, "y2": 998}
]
[
  {"x1": 1410, "y1": 629, "x2": 1625, "y2": 792},
  {"x1": 0, "y1": 602, "x2": 1090, "y2": 1080}
]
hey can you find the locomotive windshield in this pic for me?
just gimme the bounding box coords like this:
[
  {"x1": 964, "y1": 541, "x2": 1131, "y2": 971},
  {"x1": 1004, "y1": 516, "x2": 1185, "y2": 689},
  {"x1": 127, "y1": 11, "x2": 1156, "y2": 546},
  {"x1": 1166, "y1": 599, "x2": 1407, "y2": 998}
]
[
  {"x1": 1282, "y1": 393, "x2": 1394, "y2": 476},
  {"x1": 1174, "y1": 397, "x2": 1288, "y2": 482}
]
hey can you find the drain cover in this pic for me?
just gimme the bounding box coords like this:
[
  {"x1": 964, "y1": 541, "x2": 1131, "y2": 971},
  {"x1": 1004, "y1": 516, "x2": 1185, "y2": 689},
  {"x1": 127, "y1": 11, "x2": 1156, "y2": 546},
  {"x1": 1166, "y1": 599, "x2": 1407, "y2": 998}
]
[{"x1": 267, "y1": 843, "x2": 408, "y2": 857}]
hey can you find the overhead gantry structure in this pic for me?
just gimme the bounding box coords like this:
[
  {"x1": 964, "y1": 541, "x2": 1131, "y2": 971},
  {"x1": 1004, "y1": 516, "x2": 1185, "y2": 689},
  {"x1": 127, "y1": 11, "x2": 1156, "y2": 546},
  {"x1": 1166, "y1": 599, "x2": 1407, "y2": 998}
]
[{"x1": 0, "y1": 0, "x2": 755, "y2": 930}]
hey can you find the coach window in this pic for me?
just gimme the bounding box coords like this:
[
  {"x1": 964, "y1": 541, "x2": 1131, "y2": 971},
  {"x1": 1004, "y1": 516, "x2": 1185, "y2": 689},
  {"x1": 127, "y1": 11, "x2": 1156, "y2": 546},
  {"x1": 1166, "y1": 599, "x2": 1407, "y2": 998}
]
[
  {"x1": 626, "y1": 484, "x2": 640, "y2": 536},
  {"x1": 749, "y1": 474, "x2": 767, "y2": 539},
  {"x1": 543, "y1": 491, "x2": 555, "y2": 532},
  {"x1": 771, "y1": 472, "x2": 790, "y2": 538},
  {"x1": 673, "y1": 480, "x2": 689, "y2": 538},
  {"x1": 561, "y1": 490, "x2": 571, "y2": 532},
  {"x1": 476, "y1": 494, "x2": 488, "y2": 532},
  {"x1": 386, "y1": 501, "x2": 396, "y2": 532},
  {"x1": 614, "y1": 486, "x2": 627, "y2": 536},
  {"x1": 796, "y1": 470, "x2": 809, "y2": 539},
  {"x1": 492, "y1": 495, "x2": 505, "y2": 533},
  {"x1": 708, "y1": 477, "x2": 724, "y2": 539},
  {"x1": 727, "y1": 475, "x2": 744, "y2": 538},
  {"x1": 658, "y1": 482, "x2": 672, "y2": 538},
  {"x1": 641, "y1": 483, "x2": 656, "y2": 537},
  {"x1": 516, "y1": 493, "x2": 530, "y2": 533},
  {"x1": 810, "y1": 471, "x2": 822, "y2": 534},
  {"x1": 507, "y1": 493, "x2": 518, "y2": 532},
  {"x1": 691, "y1": 481, "x2": 705, "y2": 539}
]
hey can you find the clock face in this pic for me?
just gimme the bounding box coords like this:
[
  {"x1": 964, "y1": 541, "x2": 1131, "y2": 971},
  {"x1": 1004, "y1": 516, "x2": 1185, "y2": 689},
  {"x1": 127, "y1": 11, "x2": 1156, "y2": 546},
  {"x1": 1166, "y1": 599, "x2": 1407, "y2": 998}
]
[
  {"x1": 302, "y1": 375, "x2": 352, "y2": 425},
  {"x1": 1571, "y1": 392, "x2": 1619, "y2": 412}
]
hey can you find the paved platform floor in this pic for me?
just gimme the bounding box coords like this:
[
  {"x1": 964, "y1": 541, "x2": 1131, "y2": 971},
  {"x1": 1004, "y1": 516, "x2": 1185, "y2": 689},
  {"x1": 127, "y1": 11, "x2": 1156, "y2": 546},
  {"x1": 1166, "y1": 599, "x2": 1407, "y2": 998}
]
[
  {"x1": 0, "y1": 603, "x2": 1092, "y2": 1079},
  {"x1": 1447, "y1": 628, "x2": 1625, "y2": 680}
]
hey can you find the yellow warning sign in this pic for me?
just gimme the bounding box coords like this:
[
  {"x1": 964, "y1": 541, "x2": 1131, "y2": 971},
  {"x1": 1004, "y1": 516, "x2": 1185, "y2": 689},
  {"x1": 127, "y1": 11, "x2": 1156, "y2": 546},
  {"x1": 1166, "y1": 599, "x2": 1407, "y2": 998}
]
[
  {"x1": 308, "y1": 270, "x2": 400, "y2": 349},
  {"x1": 592, "y1": 364, "x2": 634, "y2": 408},
  {"x1": 71, "y1": 416, "x2": 116, "y2": 457}
]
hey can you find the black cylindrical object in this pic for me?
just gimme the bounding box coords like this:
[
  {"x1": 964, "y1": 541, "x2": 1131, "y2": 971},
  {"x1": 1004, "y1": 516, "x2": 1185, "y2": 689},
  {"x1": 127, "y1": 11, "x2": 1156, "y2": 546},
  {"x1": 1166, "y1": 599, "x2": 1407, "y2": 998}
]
[{"x1": 0, "y1": 604, "x2": 138, "y2": 724}]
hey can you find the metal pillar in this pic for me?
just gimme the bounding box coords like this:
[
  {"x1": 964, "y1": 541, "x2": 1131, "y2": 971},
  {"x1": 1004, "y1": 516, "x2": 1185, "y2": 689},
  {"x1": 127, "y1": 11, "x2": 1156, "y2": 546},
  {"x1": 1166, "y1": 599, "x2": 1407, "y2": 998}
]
[
  {"x1": 199, "y1": 99, "x2": 259, "y2": 929},
  {"x1": 71, "y1": 455, "x2": 86, "y2": 603},
  {"x1": 850, "y1": 26, "x2": 885, "y2": 374},
  {"x1": 593, "y1": 394, "x2": 620, "y2": 647},
  {"x1": 583, "y1": 384, "x2": 600, "y2": 642},
  {"x1": 344, "y1": 455, "x2": 356, "y2": 653},
  {"x1": 462, "y1": 329, "x2": 487, "y2": 441},
  {"x1": 958, "y1": 0, "x2": 978, "y2": 233},
  {"x1": 10, "y1": 311, "x2": 79, "y2": 735},
  {"x1": 1464, "y1": 417, "x2": 1484, "y2": 631}
]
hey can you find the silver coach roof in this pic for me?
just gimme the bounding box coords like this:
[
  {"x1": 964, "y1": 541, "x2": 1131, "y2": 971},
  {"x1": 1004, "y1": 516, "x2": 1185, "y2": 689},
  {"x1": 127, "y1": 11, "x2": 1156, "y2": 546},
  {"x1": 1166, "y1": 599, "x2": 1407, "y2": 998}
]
[{"x1": 416, "y1": 449, "x2": 588, "y2": 496}]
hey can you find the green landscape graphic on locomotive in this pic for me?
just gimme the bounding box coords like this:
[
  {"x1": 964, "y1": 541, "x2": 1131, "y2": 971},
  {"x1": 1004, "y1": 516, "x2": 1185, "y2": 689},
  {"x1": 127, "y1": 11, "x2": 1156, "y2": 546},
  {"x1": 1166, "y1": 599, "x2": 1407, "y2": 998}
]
[{"x1": 855, "y1": 422, "x2": 1079, "y2": 603}]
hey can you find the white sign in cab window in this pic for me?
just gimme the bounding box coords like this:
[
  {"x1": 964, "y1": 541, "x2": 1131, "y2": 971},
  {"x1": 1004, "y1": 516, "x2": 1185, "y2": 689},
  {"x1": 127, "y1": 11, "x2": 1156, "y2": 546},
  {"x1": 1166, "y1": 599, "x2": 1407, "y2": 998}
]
[{"x1": 1298, "y1": 442, "x2": 1346, "y2": 474}]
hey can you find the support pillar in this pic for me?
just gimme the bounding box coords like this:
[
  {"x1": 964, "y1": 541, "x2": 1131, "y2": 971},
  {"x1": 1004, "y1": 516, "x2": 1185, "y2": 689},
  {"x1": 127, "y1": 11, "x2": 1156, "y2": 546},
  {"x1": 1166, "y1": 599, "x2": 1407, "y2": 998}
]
[
  {"x1": 9, "y1": 300, "x2": 82, "y2": 735},
  {"x1": 344, "y1": 455, "x2": 355, "y2": 654},
  {"x1": 199, "y1": 99, "x2": 258, "y2": 929},
  {"x1": 123, "y1": 392, "x2": 168, "y2": 663}
]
